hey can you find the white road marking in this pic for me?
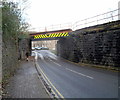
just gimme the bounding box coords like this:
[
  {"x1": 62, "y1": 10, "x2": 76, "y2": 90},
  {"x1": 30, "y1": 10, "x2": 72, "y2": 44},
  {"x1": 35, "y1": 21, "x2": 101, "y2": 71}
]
[
  {"x1": 32, "y1": 51, "x2": 38, "y2": 61},
  {"x1": 38, "y1": 53, "x2": 44, "y2": 60},
  {"x1": 33, "y1": 51, "x2": 45, "y2": 61},
  {"x1": 49, "y1": 58, "x2": 61, "y2": 66},
  {"x1": 66, "y1": 68, "x2": 94, "y2": 79},
  {"x1": 48, "y1": 52, "x2": 57, "y2": 60},
  {"x1": 53, "y1": 62, "x2": 62, "y2": 66}
]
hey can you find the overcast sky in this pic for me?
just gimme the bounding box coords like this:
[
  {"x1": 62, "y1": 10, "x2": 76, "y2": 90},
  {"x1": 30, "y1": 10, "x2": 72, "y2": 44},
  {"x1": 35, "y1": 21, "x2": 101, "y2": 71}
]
[{"x1": 23, "y1": 0, "x2": 120, "y2": 31}]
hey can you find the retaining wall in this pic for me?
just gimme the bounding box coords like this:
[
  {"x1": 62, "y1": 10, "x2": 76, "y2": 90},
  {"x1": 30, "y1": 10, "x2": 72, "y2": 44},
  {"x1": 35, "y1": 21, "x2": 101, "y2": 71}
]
[
  {"x1": 57, "y1": 21, "x2": 120, "y2": 67},
  {"x1": 2, "y1": 37, "x2": 31, "y2": 82}
]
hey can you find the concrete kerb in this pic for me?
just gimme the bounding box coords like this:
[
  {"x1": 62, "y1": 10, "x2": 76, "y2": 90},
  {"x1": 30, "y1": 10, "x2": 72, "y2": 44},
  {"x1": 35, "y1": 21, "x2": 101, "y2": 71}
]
[
  {"x1": 33, "y1": 59, "x2": 59, "y2": 99},
  {"x1": 78, "y1": 63, "x2": 120, "y2": 72},
  {"x1": 34, "y1": 61, "x2": 53, "y2": 98},
  {"x1": 60, "y1": 57, "x2": 119, "y2": 72}
]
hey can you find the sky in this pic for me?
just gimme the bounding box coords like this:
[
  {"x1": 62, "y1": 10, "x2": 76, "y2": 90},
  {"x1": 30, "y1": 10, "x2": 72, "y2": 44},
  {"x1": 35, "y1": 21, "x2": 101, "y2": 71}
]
[{"x1": 22, "y1": 0, "x2": 120, "y2": 31}]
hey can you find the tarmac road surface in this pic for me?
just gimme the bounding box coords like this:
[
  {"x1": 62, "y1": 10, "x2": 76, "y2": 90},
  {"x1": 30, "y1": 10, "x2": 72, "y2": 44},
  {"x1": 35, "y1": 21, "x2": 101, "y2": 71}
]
[{"x1": 33, "y1": 50, "x2": 118, "y2": 98}]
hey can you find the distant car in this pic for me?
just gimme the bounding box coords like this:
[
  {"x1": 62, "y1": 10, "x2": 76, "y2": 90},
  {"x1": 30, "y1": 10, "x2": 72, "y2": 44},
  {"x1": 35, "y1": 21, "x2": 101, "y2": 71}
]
[
  {"x1": 37, "y1": 47, "x2": 42, "y2": 50},
  {"x1": 34, "y1": 47, "x2": 41, "y2": 50},
  {"x1": 32, "y1": 47, "x2": 35, "y2": 50},
  {"x1": 41, "y1": 47, "x2": 49, "y2": 50},
  {"x1": 33, "y1": 47, "x2": 49, "y2": 50},
  {"x1": 35, "y1": 47, "x2": 39, "y2": 50}
]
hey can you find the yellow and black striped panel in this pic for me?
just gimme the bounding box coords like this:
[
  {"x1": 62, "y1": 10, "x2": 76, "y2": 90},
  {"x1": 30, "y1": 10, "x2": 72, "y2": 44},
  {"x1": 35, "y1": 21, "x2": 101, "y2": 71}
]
[{"x1": 34, "y1": 32, "x2": 69, "y2": 39}]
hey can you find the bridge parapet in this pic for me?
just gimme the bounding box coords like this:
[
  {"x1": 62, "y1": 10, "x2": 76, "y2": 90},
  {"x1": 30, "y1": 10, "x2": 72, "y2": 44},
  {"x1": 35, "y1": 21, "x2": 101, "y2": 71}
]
[
  {"x1": 30, "y1": 29, "x2": 72, "y2": 41},
  {"x1": 29, "y1": 8, "x2": 120, "y2": 32}
]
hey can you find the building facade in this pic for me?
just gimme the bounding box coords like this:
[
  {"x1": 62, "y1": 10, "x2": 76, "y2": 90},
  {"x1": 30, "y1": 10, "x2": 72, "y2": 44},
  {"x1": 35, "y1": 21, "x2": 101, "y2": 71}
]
[{"x1": 32, "y1": 40, "x2": 58, "y2": 50}]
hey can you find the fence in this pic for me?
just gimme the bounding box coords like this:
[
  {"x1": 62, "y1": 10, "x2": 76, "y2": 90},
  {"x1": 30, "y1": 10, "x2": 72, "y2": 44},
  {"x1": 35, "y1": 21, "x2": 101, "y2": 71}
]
[
  {"x1": 31, "y1": 23, "x2": 72, "y2": 32},
  {"x1": 72, "y1": 8, "x2": 120, "y2": 30},
  {"x1": 30, "y1": 8, "x2": 120, "y2": 32}
]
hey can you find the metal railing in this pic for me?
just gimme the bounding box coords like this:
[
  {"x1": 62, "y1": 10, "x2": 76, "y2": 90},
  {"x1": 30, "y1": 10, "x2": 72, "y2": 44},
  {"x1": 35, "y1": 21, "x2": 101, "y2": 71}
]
[
  {"x1": 31, "y1": 23, "x2": 72, "y2": 32},
  {"x1": 72, "y1": 8, "x2": 120, "y2": 30},
  {"x1": 30, "y1": 8, "x2": 120, "y2": 32}
]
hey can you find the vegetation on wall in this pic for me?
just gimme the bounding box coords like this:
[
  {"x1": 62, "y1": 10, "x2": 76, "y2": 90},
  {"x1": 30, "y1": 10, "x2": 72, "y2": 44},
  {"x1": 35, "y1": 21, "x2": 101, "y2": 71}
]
[{"x1": 2, "y1": 0, "x2": 29, "y2": 87}]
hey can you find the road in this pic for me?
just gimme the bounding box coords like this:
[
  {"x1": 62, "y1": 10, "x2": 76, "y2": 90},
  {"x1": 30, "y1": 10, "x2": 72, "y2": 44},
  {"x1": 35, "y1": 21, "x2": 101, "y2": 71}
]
[{"x1": 33, "y1": 50, "x2": 118, "y2": 98}]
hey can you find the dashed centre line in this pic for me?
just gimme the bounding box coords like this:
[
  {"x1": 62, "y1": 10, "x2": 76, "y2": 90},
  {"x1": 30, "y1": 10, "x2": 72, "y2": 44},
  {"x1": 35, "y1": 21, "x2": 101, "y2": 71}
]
[
  {"x1": 49, "y1": 58, "x2": 61, "y2": 66},
  {"x1": 66, "y1": 68, "x2": 94, "y2": 79}
]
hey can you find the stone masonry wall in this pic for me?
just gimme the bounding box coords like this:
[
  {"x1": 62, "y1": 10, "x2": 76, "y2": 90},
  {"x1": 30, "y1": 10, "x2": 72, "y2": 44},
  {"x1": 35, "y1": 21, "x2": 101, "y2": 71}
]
[
  {"x1": 2, "y1": 37, "x2": 31, "y2": 82},
  {"x1": 18, "y1": 38, "x2": 31, "y2": 60},
  {"x1": 2, "y1": 36, "x2": 19, "y2": 81},
  {"x1": 57, "y1": 21, "x2": 120, "y2": 67}
]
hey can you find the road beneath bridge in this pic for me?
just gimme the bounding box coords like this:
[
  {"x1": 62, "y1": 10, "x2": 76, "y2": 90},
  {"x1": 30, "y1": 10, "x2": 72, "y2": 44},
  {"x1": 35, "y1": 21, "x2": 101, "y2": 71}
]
[{"x1": 32, "y1": 50, "x2": 118, "y2": 98}]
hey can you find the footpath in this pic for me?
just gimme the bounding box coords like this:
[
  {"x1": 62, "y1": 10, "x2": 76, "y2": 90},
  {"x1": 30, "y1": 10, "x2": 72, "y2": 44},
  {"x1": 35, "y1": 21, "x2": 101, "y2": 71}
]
[{"x1": 3, "y1": 60, "x2": 50, "y2": 99}]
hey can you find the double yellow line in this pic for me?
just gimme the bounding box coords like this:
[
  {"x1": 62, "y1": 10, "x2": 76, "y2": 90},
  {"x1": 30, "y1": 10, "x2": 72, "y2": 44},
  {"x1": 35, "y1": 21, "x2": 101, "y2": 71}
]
[{"x1": 36, "y1": 62, "x2": 65, "y2": 99}]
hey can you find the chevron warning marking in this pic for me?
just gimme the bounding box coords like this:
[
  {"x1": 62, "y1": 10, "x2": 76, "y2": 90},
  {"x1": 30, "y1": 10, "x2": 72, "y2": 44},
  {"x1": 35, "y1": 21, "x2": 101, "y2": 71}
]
[{"x1": 34, "y1": 32, "x2": 69, "y2": 39}]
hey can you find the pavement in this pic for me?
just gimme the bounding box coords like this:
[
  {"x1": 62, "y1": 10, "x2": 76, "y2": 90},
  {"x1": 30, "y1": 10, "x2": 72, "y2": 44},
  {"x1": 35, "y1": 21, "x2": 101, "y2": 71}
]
[{"x1": 3, "y1": 60, "x2": 50, "y2": 98}]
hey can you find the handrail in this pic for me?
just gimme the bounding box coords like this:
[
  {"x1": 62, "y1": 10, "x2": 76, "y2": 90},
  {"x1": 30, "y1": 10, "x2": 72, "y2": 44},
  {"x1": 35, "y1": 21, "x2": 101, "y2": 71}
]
[{"x1": 30, "y1": 8, "x2": 120, "y2": 32}]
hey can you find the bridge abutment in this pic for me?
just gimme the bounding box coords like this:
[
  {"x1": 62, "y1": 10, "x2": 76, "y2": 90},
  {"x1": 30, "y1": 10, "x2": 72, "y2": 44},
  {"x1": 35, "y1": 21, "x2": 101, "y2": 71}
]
[{"x1": 57, "y1": 20, "x2": 120, "y2": 67}]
